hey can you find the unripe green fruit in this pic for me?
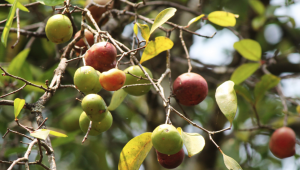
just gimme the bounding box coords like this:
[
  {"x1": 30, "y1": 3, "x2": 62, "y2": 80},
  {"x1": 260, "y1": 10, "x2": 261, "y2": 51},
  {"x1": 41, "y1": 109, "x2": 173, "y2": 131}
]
[
  {"x1": 81, "y1": 94, "x2": 107, "y2": 122},
  {"x1": 60, "y1": 107, "x2": 82, "y2": 132},
  {"x1": 79, "y1": 111, "x2": 113, "y2": 136},
  {"x1": 151, "y1": 124, "x2": 183, "y2": 155},
  {"x1": 123, "y1": 65, "x2": 153, "y2": 96},
  {"x1": 45, "y1": 14, "x2": 73, "y2": 44},
  {"x1": 74, "y1": 66, "x2": 102, "y2": 94}
]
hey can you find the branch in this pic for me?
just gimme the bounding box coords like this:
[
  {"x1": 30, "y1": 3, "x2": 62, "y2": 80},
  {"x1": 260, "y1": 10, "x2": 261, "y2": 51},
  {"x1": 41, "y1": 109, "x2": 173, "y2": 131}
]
[{"x1": 0, "y1": 27, "x2": 47, "y2": 38}]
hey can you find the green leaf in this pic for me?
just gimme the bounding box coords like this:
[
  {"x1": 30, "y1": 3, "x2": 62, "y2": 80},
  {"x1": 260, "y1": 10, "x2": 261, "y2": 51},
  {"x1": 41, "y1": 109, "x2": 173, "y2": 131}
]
[
  {"x1": 215, "y1": 81, "x2": 237, "y2": 125},
  {"x1": 254, "y1": 74, "x2": 280, "y2": 102},
  {"x1": 207, "y1": 11, "x2": 238, "y2": 27},
  {"x1": 23, "y1": 81, "x2": 47, "y2": 93},
  {"x1": 136, "y1": 23, "x2": 150, "y2": 42},
  {"x1": 7, "y1": 48, "x2": 31, "y2": 77},
  {"x1": 14, "y1": 98, "x2": 25, "y2": 118},
  {"x1": 133, "y1": 23, "x2": 138, "y2": 36},
  {"x1": 49, "y1": 130, "x2": 68, "y2": 137},
  {"x1": 108, "y1": 89, "x2": 128, "y2": 111},
  {"x1": 248, "y1": 0, "x2": 265, "y2": 15},
  {"x1": 51, "y1": 130, "x2": 81, "y2": 147},
  {"x1": 5, "y1": 0, "x2": 29, "y2": 12},
  {"x1": 230, "y1": 63, "x2": 260, "y2": 85},
  {"x1": 118, "y1": 132, "x2": 153, "y2": 170},
  {"x1": 177, "y1": 127, "x2": 205, "y2": 157},
  {"x1": 140, "y1": 36, "x2": 173, "y2": 63},
  {"x1": 234, "y1": 84, "x2": 254, "y2": 104},
  {"x1": 37, "y1": 0, "x2": 64, "y2": 6},
  {"x1": 150, "y1": 7, "x2": 177, "y2": 34},
  {"x1": 234, "y1": 39, "x2": 261, "y2": 61},
  {"x1": 30, "y1": 129, "x2": 50, "y2": 140},
  {"x1": 4, "y1": 147, "x2": 27, "y2": 157},
  {"x1": 187, "y1": 14, "x2": 205, "y2": 27},
  {"x1": 252, "y1": 16, "x2": 266, "y2": 30},
  {"x1": 1, "y1": 0, "x2": 18, "y2": 47},
  {"x1": 222, "y1": 153, "x2": 243, "y2": 170}
]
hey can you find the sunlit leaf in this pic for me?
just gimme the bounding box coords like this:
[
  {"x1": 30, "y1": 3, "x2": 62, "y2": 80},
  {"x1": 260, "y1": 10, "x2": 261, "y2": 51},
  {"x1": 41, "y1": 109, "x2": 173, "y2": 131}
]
[
  {"x1": 222, "y1": 153, "x2": 243, "y2": 170},
  {"x1": 5, "y1": 0, "x2": 29, "y2": 12},
  {"x1": 37, "y1": 0, "x2": 64, "y2": 6},
  {"x1": 230, "y1": 63, "x2": 260, "y2": 85},
  {"x1": 296, "y1": 105, "x2": 300, "y2": 114},
  {"x1": 150, "y1": 7, "x2": 176, "y2": 34},
  {"x1": 14, "y1": 98, "x2": 25, "y2": 118},
  {"x1": 207, "y1": 11, "x2": 238, "y2": 27},
  {"x1": 234, "y1": 84, "x2": 254, "y2": 104},
  {"x1": 215, "y1": 81, "x2": 237, "y2": 125},
  {"x1": 49, "y1": 130, "x2": 68, "y2": 137},
  {"x1": 1, "y1": 0, "x2": 18, "y2": 47},
  {"x1": 140, "y1": 36, "x2": 173, "y2": 63},
  {"x1": 118, "y1": 132, "x2": 153, "y2": 170},
  {"x1": 234, "y1": 39, "x2": 261, "y2": 61},
  {"x1": 136, "y1": 23, "x2": 150, "y2": 42},
  {"x1": 108, "y1": 89, "x2": 128, "y2": 111},
  {"x1": 254, "y1": 74, "x2": 280, "y2": 102},
  {"x1": 8, "y1": 48, "x2": 31, "y2": 77},
  {"x1": 30, "y1": 129, "x2": 50, "y2": 140},
  {"x1": 187, "y1": 14, "x2": 205, "y2": 27},
  {"x1": 133, "y1": 23, "x2": 138, "y2": 36},
  {"x1": 248, "y1": 0, "x2": 265, "y2": 15}
]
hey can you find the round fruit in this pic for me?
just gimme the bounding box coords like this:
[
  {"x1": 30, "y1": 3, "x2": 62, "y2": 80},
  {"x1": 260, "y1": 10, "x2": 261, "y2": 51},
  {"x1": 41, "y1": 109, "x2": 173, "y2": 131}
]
[
  {"x1": 156, "y1": 149, "x2": 184, "y2": 169},
  {"x1": 173, "y1": 72, "x2": 208, "y2": 106},
  {"x1": 81, "y1": 94, "x2": 107, "y2": 122},
  {"x1": 84, "y1": 42, "x2": 117, "y2": 72},
  {"x1": 151, "y1": 124, "x2": 183, "y2": 155},
  {"x1": 74, "y1": 30, "x2": 94, "y2": 53},
  {"x1": 45, "y1": 14, "x2": 73, "y2": 44},
  {"x1": 269, "y1": 127, "x2": 296, "y2": 159},
  {"x1": 85, "y1": 0, "x2": 113, "y2": 25},
  {"x1": 123, "y1": 65, "x2": 153, "y2": 96},
  {"x1": 99, "y1": 68, "x2": 126, "y2": 91},
  {"x1": 79, "y1": 111, "x2": 113, "y2": 136},
  {"x1": 74, "y1": 66, "x2": 102, "y2": 94},
  {"x1": 60, "y1": 107, "x2": 82, "y2": 132}
]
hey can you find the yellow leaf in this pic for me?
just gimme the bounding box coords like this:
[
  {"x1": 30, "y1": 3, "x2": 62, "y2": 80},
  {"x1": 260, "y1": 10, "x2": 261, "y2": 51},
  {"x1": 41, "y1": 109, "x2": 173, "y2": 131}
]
[
  {"x1": 14, "y1": 98, "x2": 25, "y2": 118},
  {"x1": 208, "y1": 11, "x2": 237, "y2": 27},
  {"x1": 30, "y1": 129, "x2": 50, "y2": 140},
  {"x1": 49, "y1": 130, "x2": 68, "y2": 137},
  {"x1": 140, "y1": 36, "x2": 173, "y2": 64},
  {"x1": 136, "y1": 23, "x2": 150, "y2": 42},
  {"x1": 234, "y1": 39, "x2": 262, "y2": 61},
  {"x1": 187, "y1": 14, "x2": 205, "y2": 27},
  {"x1": 223, "y1": 153, "x2": 243, "y2": 170},
  {"x1": 133, "y1": 23, "x2": 138, "y2": 36},
  {"x1": 5, "y1": 0, "x2": 29, "y2": 12},
  {"x1": 150, "y1": 8, "x2": 177, "y2": 34}
]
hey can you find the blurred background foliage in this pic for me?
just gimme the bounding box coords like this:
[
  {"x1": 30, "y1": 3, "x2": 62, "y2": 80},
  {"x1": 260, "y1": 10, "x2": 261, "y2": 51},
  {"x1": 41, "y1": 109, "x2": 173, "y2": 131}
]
[{"x1": 1, "y1": 0, "x2": 300, "y2": 170}]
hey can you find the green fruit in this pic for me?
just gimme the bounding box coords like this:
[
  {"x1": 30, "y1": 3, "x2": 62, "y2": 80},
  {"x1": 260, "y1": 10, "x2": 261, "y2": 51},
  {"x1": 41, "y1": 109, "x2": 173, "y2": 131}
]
[
  {"x1": 79, "y1": 111, "x2": 113, "y2": 136},
  {"x1": 45, "y1": 14, "x2": 73, "y2": 44},
  {"x1": 74, "y1": 66, "x2": 102, "y2": 94},
  {"x1": 81, "y1": 94, "x2": 107, "y2": 122},
  {"x1": 151, "y1": 124, "x2": 183, "y2": 155},
  {"x1": 60, "y1": 107, "x2": 82, "y2": 132},
  {"x1": 123, "y1": 65, "x2": 153, "y2": 96}
]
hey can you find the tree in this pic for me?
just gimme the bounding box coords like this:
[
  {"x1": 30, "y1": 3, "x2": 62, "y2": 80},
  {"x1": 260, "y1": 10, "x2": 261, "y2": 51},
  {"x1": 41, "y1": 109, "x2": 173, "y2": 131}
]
[{"x1": 0, "y1": 0, "x2": 300, "y2": 170}]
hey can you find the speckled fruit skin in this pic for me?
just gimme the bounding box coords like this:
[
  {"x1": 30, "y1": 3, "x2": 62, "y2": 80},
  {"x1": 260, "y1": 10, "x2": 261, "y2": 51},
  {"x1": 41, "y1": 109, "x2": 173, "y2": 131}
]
[
  {"x1": 74, "y1": 30, "x2": 94, "y2": 53},
  {"x1": 99, "y1": 68, "x2": 126, "y2": 91},
  {"x1": 81, "y1": 94, "x2": 107, "y2": 122},
  {"x1": 45, "y1": 14, "x2": 73, "y2": 44},
  {"x1": 79, "y1": 111, "x2": 113, "y2": 136},
  {"x1": 84, "y1": 42, "x2": 117, "y2": 72},
  {"x1": 269, "y1": 127, "x2": 296, "y2": 159},
  {"x1": 74, "y1": 66, "x2": 102, "y2": 94},
  {"x1": 123, "y1": 66, "x2": 153, "y2": 96},
  {"x1": 151, "y1": 124, "x2": 183, "y2": 155},
  {"x1": 156, "y1": 149, "x2": 184, "y2": 169},
  {"x1": 173, "y1": 72, "x2": 208, "y2": 106}
]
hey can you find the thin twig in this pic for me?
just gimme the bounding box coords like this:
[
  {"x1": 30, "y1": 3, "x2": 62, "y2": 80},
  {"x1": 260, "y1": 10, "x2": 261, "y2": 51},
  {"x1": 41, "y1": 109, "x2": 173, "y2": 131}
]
[{"x1": 11, "y1": 8, "x2": 20, "y2": 49}]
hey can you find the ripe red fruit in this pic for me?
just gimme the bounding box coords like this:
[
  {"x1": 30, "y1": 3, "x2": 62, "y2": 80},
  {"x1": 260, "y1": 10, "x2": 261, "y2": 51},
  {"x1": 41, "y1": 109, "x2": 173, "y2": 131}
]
[
  {"x1": 74, "y1": 30, "x2": 94, "y2": 53},
  {"x1": 99, "y1": 68, "x2": 126, "y2": 91},
  {"x1": 156, "y1": 149, "x2": 184, "y2": 169},
  {"x1": 173, "y1": 72, "x2": 208, "y2": 106},
  {"x1": 269, "y1": 127, "x2": 296, "y2": 159},
  {"x1": 84, "y1": 42, "x2": 117, "y2": 72}
]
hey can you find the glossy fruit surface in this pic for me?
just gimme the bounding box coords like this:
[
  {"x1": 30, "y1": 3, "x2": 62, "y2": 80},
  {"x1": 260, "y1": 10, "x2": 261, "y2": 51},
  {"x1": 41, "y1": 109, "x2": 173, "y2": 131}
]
[
  {"x1": 156, "y1": 149, "x2": 184, "y2": 169},
  {"x1": 74, "y1": 66, "x2": 102, "y2": 94},
  {"x1": 79, "y1": 111, "x2": 113, "y2": 136},
  {"x1": 45, "y1": 14, "x2": 73, "y2": 44},
  {"x1": 173, "y1": 72, "x2": 208, "y2": 106},
  {"x1": 123, "y1": 65, "x2": 153, "y2": 96},
  {"x1": 81, "y1": 94, "x2": 107, "y2": 122},
  {"x1": 84, "y1": 42, "x2": 117, "y2": 72},
  {"x1": 151, "y1": 124, "x2": 183, "y2": 155},
  {"x1": 99, "y1": 68, "x2": 126, "y2": 91},
  {"x1": 269, "y1": 127, "x2": 296, "y2": 159},
  {"x1": 74, "y1": 30, "x2": 94, "y2": 53}
]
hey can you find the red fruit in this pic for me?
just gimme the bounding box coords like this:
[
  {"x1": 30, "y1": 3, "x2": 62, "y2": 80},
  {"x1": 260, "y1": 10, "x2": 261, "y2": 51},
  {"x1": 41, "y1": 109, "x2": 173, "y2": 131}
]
[
  {"x1": 74, "y1": 30, "x2": 94, "y2": 53},
  {"x1": 99, "y1": 68, "x2": 126, "y2": 91},
  {"x1": 156, "y1": 149, "x2": 184, "y2": 169},
  {"x1": 84, "y1": 42, "x2": 117, "y2": 72},
  {"x1": 173, "y1": 72, "x2": 208, "y2": 106},
  {"x1": 269, "y1": 127, "x2": 296, "y2": 159}
]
